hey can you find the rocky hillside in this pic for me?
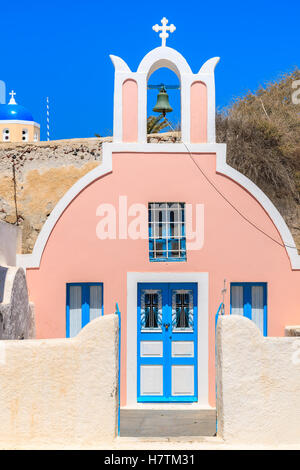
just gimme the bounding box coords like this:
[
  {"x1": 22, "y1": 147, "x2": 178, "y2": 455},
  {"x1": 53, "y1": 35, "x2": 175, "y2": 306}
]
[{"x1": 0, "y1": 138, "x2": 104, "y2": 253}]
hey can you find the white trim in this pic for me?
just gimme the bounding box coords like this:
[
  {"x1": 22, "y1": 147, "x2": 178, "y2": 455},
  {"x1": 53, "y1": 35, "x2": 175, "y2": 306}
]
[
  {"x1": 199, "y1": 57, "x2": 220, "y2": 74},
  {"x1": 110, "y1": 47, "x2": 219, "y2": 144},
  {"x1": 0, "y1": 120, "x2": 40, "y2": 128},
  {"x1": 17, "y1": 151, "x2": 112, "y2": 268},
  {"x1": 126, "y1": 272, "x2": 209, "y2": 407},
  {"x1": 215, "y1": 145, "x2": 300, "y2": 270},
  {"x1": 137, "y1": 46, "x2": 192, "y2": 78},
  {"x1": 110, "y1": 55, "x2": 131, "y2": 72},
  {"x1": 16, "y1": 141, "x2": 300, "y2": 270}
]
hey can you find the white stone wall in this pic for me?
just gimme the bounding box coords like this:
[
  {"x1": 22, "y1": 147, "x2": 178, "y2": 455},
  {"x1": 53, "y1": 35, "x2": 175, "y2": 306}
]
[
  {"x1": 0, "y1": 222, "x2": 35, "y2": 338},
  {"x1": 0, "y1": 314, "x2": 118, "y2": 448},
  {"x1": 216, "y1": 315, "x2": 300, "y2": 445},
  {"x1": 0, "y1": 221, "x2": 20, "y2": 266},
  {"x1": 0, "y1": 266, "x2": 35, "y2": 339}
]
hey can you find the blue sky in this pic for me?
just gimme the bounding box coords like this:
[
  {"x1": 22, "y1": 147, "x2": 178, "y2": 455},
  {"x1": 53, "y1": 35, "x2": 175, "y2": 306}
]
[{"x1": 1, "y1": 0, "x2": 299, "y2": 140}]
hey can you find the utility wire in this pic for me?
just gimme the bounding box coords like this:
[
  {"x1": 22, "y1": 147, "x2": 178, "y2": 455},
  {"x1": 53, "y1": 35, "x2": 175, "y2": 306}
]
[
  {"x1": 12, "y1": 156, "x2": 19, "y2": 225},
  {"x1": 164, "y1": 117, "x2": 297, "y2": 251},
  {"x1": 10, "y1": 147, "x2": 30, "y2": 225}
]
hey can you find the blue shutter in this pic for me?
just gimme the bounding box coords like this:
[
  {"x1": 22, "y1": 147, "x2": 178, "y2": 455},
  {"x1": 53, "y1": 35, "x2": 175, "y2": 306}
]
[
  {"x1": 66, "y1": 283, "x2": 103, "y2": 338},
  {"x1": 69, "y1": 285, "x2": 82, "y2": 337},
  {"x1": 230, "y1": 283, "x2": 267, "y2": 336}
]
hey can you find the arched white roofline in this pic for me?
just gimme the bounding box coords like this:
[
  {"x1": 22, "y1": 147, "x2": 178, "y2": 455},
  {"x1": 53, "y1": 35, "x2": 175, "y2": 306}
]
[
  {"x1": 110, "y1": 55, "x2": 131, "y2": 73},
  {"x1": 199, "y1": 57, "x2": 220, "y2": 74},
  {"x1": 137, "y1": 46, "x2": 192, "y2": 80},
  {"x1": 110, "y1": 49, "x2": 220, "y2": 77},
  {"x1": 17, "y1": 142, "x2": 300, "y2": 270}
]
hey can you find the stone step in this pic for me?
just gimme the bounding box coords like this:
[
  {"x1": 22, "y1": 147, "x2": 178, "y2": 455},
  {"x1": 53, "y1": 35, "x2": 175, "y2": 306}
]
[{"x1": 120, "y1": 408, "x2": 216, "y2": 437}]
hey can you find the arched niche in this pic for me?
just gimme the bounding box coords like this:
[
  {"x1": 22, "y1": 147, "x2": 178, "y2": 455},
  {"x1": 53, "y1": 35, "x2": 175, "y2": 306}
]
[
  {"x1": 138, "y1": 48, "x2": 192, "y2": 140},
  {"x1": 147, "y1": 66, "x2": 181, "y2": 133},
  {"x1": 190, "y1": 81, "x2": 207, "y2": 143},
  {"x1": 146, "y1": 59, "x2": 181, "y2": 81},
  {"x1": 137, "y1": 47, "x2": 192, "y2": 78},
  {"x1": 122, "y1": 79, "x2": 138, "y2": 142}
]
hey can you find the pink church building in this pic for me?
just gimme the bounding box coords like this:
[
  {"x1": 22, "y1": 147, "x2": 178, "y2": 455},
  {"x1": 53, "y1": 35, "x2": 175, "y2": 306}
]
[{"x1": 18, "y1": 19, "x2": 300, "y2": 434}]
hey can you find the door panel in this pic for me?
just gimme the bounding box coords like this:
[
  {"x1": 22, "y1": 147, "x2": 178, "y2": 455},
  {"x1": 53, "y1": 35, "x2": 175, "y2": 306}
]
[
  {"x1": 137, "y1": 282, "x2": 197, "y2": 402},
  {"x1": 140, "y1": 341, "x2": 163, "y2": 357},
  {"x1": 172, "y1": 365, "x2": 194, "y2": 396},
  {"x1": 172, "y1": 341, "x2": 194, "y2": 357},
  {"x1": 140, "y1": 365, "x2": 163, "y2": 396}
]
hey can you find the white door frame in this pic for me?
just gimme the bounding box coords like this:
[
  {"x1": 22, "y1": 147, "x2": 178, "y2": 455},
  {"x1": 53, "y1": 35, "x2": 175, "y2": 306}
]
[{"x1": 126, "y1": 272, "x2": 209, "y2": 407}]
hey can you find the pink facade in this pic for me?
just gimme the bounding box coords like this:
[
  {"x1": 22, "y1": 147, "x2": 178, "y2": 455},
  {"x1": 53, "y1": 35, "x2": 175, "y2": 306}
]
[
  {"x1": 26, "y1": 151, "x2": 300, "y2": 406},
  {"x1": 21, "y1": 43, "x2": 300, "y2": 410}
]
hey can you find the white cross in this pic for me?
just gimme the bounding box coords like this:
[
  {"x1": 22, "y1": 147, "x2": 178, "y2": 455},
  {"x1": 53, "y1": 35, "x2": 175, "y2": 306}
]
[
  {"x1": 9, "y1": 90, "x2": 17, "y2": 105},
  {"x1": 152, "y1": 17, "x2": 176, "y2": 47}
]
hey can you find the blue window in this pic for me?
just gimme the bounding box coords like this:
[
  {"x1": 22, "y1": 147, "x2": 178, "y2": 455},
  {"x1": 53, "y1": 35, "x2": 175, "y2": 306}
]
[
  {"x1": 230, "y1": 282, "x2": 267, "y2": 336},
  {"x1": 148, "y1": 202, "x2": 186, "y2": 262},
  {"x1": 66, "y1": 283, "x2": 103, "y2": 338}
]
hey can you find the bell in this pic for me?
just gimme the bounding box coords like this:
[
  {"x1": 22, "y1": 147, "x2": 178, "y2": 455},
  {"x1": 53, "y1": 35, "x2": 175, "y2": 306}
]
[{"x1": 152, "y1": 86, "x2": 173, "y2": 116}]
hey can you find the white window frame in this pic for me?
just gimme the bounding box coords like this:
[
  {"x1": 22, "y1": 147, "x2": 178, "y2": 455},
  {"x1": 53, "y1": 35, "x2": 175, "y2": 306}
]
[
  {"x1": 22, "y1": 128, "x2": 29, "y2": 142},
  {"x1": 148, "y1": 202, "x2": 186, "y2": 261},
  {"x1": 2, "y1": 128, "x2": 10, "y2": 142}
]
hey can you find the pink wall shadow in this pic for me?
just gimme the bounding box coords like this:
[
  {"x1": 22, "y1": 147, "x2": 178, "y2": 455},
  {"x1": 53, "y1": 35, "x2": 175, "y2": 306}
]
[
  {"x1": 190, "y1": 81, "x2": 207, "y2": 143},
  {"x1": 122, "y1": 79, "x2": 138, "y2": 142}
]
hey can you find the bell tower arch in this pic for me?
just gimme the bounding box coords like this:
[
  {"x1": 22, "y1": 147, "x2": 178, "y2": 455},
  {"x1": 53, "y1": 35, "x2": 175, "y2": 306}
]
[{"x1": 110, "y1": 18, "x2": 219, "y2": 144}]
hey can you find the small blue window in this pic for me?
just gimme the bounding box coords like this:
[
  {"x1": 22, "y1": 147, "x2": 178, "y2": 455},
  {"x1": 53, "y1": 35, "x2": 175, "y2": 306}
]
[
  {"x1": 230, "y1": 282, "x2": 267, "y2": 336},
  {"x1": 66, "y1": 283, "x2": 103, "y2": 337},
  {"x1": 148, "y1": 202, "x2": 186, "y2": 262}
]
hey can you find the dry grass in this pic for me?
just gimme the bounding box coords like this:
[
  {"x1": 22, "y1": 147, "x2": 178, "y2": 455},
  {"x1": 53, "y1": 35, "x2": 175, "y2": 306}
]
[{"x1": 216, "y1": 68, "x2": 300, "y2": 206}]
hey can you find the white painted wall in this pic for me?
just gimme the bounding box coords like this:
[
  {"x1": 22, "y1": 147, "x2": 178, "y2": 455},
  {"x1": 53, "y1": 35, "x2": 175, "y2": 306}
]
[
  {"x1": 216, "y1": 315, "x2": 300, "y2": 445},
  {"x1": 0, "y1": 221, "x2": 21, "y2": 267},
  {"x1": 0, "y1": 314, "x2": 118, "y2": 448}
]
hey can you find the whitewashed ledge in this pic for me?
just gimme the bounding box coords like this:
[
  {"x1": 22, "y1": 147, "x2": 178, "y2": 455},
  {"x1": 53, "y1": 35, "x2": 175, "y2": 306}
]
[{"x1": 285, "y1": 326, "x2": 300, "y2": 337}]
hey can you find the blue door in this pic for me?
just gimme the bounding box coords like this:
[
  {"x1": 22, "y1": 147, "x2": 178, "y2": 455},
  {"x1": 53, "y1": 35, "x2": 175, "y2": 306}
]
[{"x1": 137, "y1": 283, "x2": 198, "y2": 402}]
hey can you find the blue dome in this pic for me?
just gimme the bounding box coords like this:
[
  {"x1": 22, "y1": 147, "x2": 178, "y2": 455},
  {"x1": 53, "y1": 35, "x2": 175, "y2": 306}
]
[{"x1": 0, "y1": 104, "x2": 34, "y2": 122}]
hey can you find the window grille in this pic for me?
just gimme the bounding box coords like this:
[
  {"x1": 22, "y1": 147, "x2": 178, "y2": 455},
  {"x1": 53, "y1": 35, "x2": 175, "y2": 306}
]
[{"x1": 148, "y1": 202, "x2": 186, "y2": 261}]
